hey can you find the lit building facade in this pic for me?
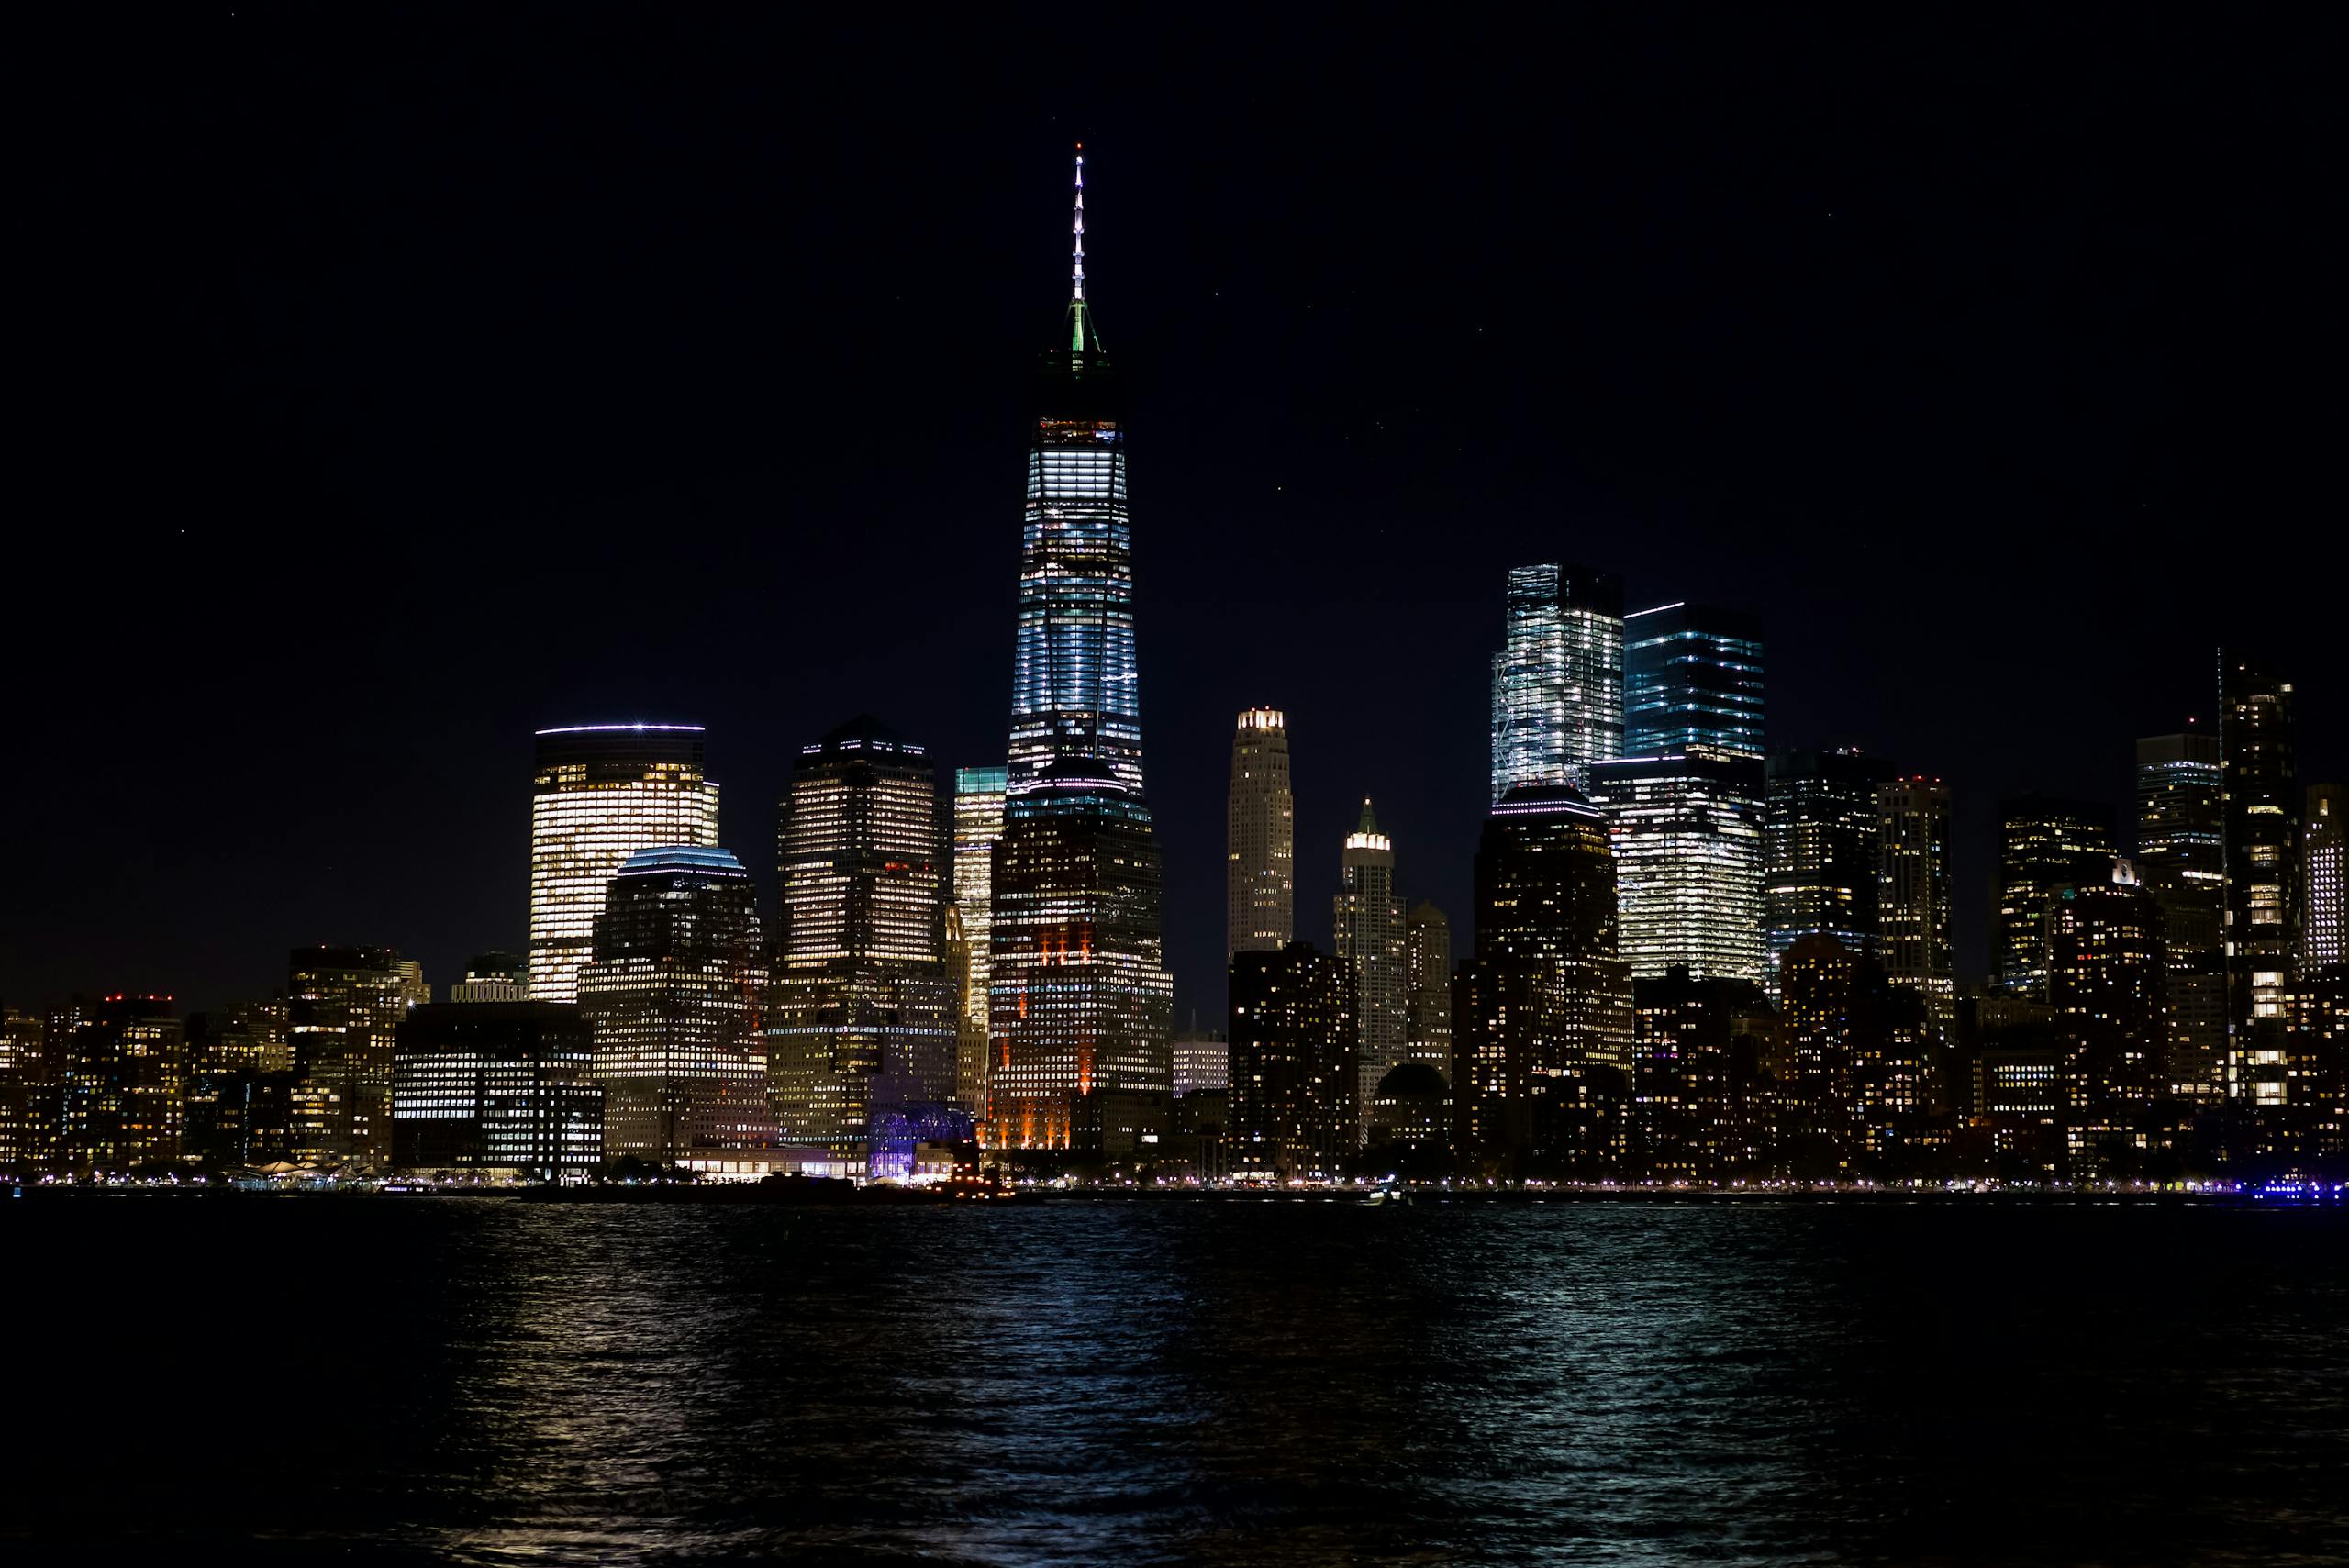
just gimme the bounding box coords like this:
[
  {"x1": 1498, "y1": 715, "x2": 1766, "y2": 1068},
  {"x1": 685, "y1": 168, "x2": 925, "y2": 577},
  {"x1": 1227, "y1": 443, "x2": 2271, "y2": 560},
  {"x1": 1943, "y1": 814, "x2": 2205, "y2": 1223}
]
[
  {"x1": 985, "y1": 152, "x2": 1173, "y2": 1151},
  {"x1": 1453, "y1": 785, "x2": 1633, "y2": 1159},
  {"x1": 288, "y1": 945, "x2": 428, "y2": 1171},
  {"x1": 1623, "y1": 602, "x2": 1765, "y2": 759},
  {"x1": 1995, "y1": 795, "x2": 2117, "y2": 999},
  {"x1": 2305, "y1": 783, "x2": 2344, "y2": 971},
  {"x1": 529, "y1": 724, "x2": 720, "y2": 1004},
  {"x1": 2045, "y1": 869, "x2": 2165, "y2": 1149},
  {"x1": 1587, "y1": 749, "x2": 1766, "y2": 984},
  {"x1": 1334, "y1": 798, "x2": 1407, "y2": 1139},
  {"x1": 1173, "y1": 1030, "x2": 1230, "y2": 1097},
  {"x1": 2219, "y1": 650, "x2": 2299, "y2": 1083},
  {"x1": 1405, "y1": 900, "x2": 1453, "y2": 1081},
  {"x1": 61, "y1": 995, "x2": 185, "y2": 1173},
  {"x1": 952, "y1": 765, "x2": 1008, "y2": 1035},
  {"x1": 577, "y1": 846, "x2": 772, "y2": 1162},
  {"x1": 768, "y1": 718, "x2": 956, "y2": 1168},
  {"x1": 451, "y1": 952, "x2": 529, "y2": 1004},
  {"x1": 2136, "y1": 731, "x2": 2227, "y2": 1095},
  {"x1": 1876, "y1": 776, "x2": 1954, "y2": 1010},
  {"x1": 391, "y1": 1002, "x2": 603, "y2": 1180},
  {"x1": 1227, "y1": 708, "x2": 1295, "y2": 955},
  {"x1": 1490, "y1": 563, "x2": 1623, "y2": 799},
  {"x1": 1228, "y1": 941, "x2": 1356, "y2": 1179},
  {"x1": 1765, "y1": 748, "x2": 1892, "y2": 988}
]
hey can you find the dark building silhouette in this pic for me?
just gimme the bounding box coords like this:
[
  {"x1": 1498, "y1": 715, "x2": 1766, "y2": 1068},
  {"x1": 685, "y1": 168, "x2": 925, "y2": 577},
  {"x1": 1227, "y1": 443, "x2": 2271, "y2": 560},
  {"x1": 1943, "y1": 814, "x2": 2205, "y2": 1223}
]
[
  {"x1": 1228, "y1": 941, "x2": 1356, "y2": 1179},
  {"x1": 2136, "y1": 730, "x2": 2227, "y2": 1096},
  {"x1": 2045, "y1": 869, "x2": 2166, "y2": 1176},
  {"x1": 1631, "y1": 967, "x2": 1778, "y2": 1181},
  {"x1": 2219, "y1": 650, "x2": 2299, "y2": 1099},
  {"x1": 391, "y1": 1002, "x2": 603, "y2": 1180},
  {"x1": 1623, "y1": 602, "x2": 1765, "y2": 760},
  {"x1": 1765, "y1": 748, "x2": 1893, "y2": 986},
  {"x1": 60, "y1": 995, "x2": 184, "y2": 1174}
]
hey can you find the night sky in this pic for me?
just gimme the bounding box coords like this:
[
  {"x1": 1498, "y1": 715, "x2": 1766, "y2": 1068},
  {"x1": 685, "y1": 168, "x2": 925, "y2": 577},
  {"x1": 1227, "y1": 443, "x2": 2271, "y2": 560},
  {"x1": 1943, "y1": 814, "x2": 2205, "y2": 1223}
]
[{"x1": 9, "y1": 9, "x2": 2339, "y2": 1027}]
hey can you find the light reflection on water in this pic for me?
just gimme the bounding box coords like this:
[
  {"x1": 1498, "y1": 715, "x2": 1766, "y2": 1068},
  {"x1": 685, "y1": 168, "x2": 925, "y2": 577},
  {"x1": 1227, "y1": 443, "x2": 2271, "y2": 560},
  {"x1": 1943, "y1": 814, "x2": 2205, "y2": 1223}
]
[{"x1": 8, "y1": 1199, "x2": 2346, "y2": 1565}]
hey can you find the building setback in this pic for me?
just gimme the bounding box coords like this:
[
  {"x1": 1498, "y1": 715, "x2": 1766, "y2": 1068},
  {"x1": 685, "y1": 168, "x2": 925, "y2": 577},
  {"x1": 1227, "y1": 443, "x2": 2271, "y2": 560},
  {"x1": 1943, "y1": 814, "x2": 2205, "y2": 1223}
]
[
  {"x1": 529, "y1": 724, "x2": 720, "y2": 1005},
  {"x1": 1227, "y1": 707, "x2": 1296, "y2": 956}
]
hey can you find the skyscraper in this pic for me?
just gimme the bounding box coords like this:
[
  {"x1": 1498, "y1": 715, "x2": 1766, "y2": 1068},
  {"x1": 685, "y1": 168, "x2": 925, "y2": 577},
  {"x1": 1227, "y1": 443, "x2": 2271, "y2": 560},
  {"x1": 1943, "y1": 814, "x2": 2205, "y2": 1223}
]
[
  {"x1": 2046, "y1": 868, "x2": 2166, "y2": 1122},
  {"x1": 1623, "y1": 603, "x2": 1765, "y2": 759},
  {"x1": 288, "y1": 945, "x2": 428, "y2": 1170},
  {"x1": 2136, "y1": 731, "x2": 2226, "y2": 1095},
  {"x1": 1586, "y1": 749, "x2": 1767, "y2": 984},
  {"x1": 1228, "y1": 941, "x2": 1356, "y2": 1180},
  {"x1": 1995, "y1": 796, "x2": 2118, "y2": 998},
  {"x1": 577, "y1": 846, "x2": 770, "y2": 1162},
  {"x1": 1334, "y1": 798, "x2": 1406, "y2": 1137},
  {"x1": 1404, "y1": 900, "x2": 1453, "y2": 1081},
  {"x1": 1453, "y1": 785, "x2": 1633, "y2": 1159},
  {"x1": 952, "y1": 765, "x2": 1008, "y2": 1038},
  {"x1": 2219, "y1": 651, "x2": 2300, "y2": 1073},
  {"x1": 768, "y1": 717, "x2": 956, "y2": 1168},
  {"x1": 1490, "y1": 563, "x2": 1624, "y2": 799},
  {"x1": 1227, "y1": 708, "x2": 1295, "y2": 955},
  {"x1": 529, "y1": 724, "x2": 720, "y2": 1004},
  {"x1": 60, "y1": 995, "x2": 184, "y2": 1174},
  {"x1": 1765, "y1": 749, "x2": 1892, "y2": 987},
  {"x1": 2308, "y1": 784, "x2": 2345, "y2": 972},
  {"x1": 1876, "y1": 776, "x2": 1954, "y2": 1010},
  {"x1": 985, "y1": 150, "x2": 1172, "y2": 1151}
]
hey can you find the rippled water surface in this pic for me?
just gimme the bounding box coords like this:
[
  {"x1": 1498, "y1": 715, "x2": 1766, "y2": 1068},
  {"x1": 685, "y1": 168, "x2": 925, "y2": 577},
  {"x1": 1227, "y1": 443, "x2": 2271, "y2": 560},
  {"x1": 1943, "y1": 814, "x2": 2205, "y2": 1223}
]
[{"x1": 8, "y1": 1198, "x2": 2346, "y2": 1565}]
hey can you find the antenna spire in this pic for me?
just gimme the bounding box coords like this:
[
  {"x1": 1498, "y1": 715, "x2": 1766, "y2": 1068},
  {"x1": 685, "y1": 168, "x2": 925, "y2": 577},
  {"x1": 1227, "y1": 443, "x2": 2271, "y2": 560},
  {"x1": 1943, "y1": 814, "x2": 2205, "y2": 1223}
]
[{"x1": 1072, "y1": 143, "x2": 1086, "y2": 301}]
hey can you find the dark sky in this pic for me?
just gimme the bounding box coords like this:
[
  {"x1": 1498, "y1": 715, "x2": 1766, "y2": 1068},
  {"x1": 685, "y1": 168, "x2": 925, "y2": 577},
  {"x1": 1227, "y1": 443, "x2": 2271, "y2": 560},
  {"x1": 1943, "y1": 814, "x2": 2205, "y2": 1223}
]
[{"x1": 9, "y1": 8, "x2": 2340, "y2": 1025}]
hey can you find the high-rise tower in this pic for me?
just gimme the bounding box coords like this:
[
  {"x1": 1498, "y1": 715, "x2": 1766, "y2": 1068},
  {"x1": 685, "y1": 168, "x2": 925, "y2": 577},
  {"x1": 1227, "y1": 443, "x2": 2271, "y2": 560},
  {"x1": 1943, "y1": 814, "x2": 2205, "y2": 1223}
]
[
  {"x1": 2308, "y1": 784, "x2": 2346, "y2": 972},
  {"x1": 1491, "y1": 564, "x2": 1624, "y2": 799},
  {"x1": 1995, "y1": 795, "x2": 2118, "y2": 998},
  {"x1": 2136, "y1": 730, "x2": 2226, "y2": 1095},
  {"x1": 1587, "y1": 750, "x2": 1767, "y2": 984},
  {"x1": 1623, "y1": 603, "x2": 1765, "y2": 760},
  {"x1": 1876, "y1": 776, "x2": 1954, "y2": 1014},
  {"x1": 1334, "y1": 798, "x2": 1406, "y2": 1138},
  {"x1": 2220, "y1": 651, "x2": 2299, "y2": 1101},
  {"x1": 529, "y1": 725, "x2": 720, "y2": 1004},
  {"x1": 952, "y1": 766, "x2": 1009, "y2": 1035},
  {"x1": 987, "y1": 150, "x2": 1173, "y2": 1151},
  {"x1": 1405, "y1": 901, "x2": 1454, "y2": 1081},
  {"x1": 1765, "y1": 748, "x2": 1892, "y2": 987},
  {"x1": 1227, "y1": 708, "x2": 1296, "y2": 955}
]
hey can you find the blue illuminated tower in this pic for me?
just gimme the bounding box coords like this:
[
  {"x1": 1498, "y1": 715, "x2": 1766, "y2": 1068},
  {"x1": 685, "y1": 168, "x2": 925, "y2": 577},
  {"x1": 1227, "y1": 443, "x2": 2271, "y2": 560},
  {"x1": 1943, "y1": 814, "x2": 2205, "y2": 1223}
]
[
  {"x1": 1007, "y1": 145, "x2": 1141, "y2": 795},
  {"x1": 987, "y1": 149, "x2": 1172, "y2": 1151}
]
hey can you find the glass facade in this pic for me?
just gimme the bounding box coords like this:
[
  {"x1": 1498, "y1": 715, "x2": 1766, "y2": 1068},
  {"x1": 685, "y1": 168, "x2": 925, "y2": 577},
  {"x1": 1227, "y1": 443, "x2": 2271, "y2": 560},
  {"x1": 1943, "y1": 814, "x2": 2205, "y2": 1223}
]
[
  {"x1": 1227, "y1": 707, "x2": 1295, "y2": 955},
  {"x1": 1588, "y1": 749, "x2": 1767, "y2": 984},
  {"x1": 577, "y1": 846, "x2": 772, "y2": 1163},
  {"x1": 390, "y1": 1002, "x2": 603, "y2": 1181},
  {"x1": 1765, "y1": 748, "x2": 1891, "y2": 991},
  {"x1": 952, "y1": 765, "x2": 1009, "y2": 1032},
  {"x1": 768, "y1": 718, "x2": 956, "y2": 1172},
  {"x1": 529, "y1": 725, "x2": 720, "y2": 1005},
  {"x1": 1333, "y1": 799, "x2": 1406, "y2": 1140},
  {"x1": 1490, "y1": 563, "x2": 1624, "y2": 799},
  {"x1": 1994, "y1": 795, "x2": 2118, "y2": 998},
  {"x1": 2136, "y1": 731, "x2": 2226, "y2": 1095},
  {"x1": 1623, "y1": 602, "x2": 1765, "y2": 759}
]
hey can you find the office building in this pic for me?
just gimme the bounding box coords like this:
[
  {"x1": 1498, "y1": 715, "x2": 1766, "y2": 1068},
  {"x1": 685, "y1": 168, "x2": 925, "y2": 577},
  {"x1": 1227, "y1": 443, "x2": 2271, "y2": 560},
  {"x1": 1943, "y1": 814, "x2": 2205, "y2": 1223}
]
[
  {"x1": 1173, "y1": 1029, "x2": 1230, "y2": 1097},
  {"x1": 1876, "y1": 776, "x2": 1954, "y2": 1010},
  {"x1": 1490, "y1": 563, "x2": 1624, "y2": 798},
  {"x1": 944, "y1": 905, "x2": 988, "y2": 1116},
  {"x1": 1227, "y1": 708, "x2": 1295, "y2": 954},
  {"x1": 451, "y1": 953, "x2": 529, "y2": 1004},
  {"x1": 767, "y1": 718, "x2": 956, "y2": 1168},
  {"x1": 2045, "y1": 868, "x2": 2165, "y2": 1138},
  {"x1": 2219, "y1": 651, "x2": 2299, "y2": 1075},
  {"x1": 391, "y1": 1002, "x2": 603, "y2": 1181},
  {"x1": 1765, "y1": 749, "x2": 1891, "y2": 987},
  {"x1": 2136, "y1": 731, "x2": 2227, "y2": 1095},
  {"x1": 985, "y1": 152, "x2": 1173, "y2": 1150},
  {"x1": 529, "y1": 724, "x2": 720, "y2": 1004},
  {"x1": 1995, "y1": 796, "x2": 2117, "y2": 999},
  {"x1": 1334, "y1": 798, "x2": 1407, "y2": 1138},
  {"x1": 1623, "y1": 602, "x2": 1765, "y2": 759},
  {"x1": 1631, "y1": 967, "x2": 1775, "y2": 1180},
  {"x1": 952, "y1": 765, "x2": 1009, "y2": 1038},
  {"x1": 1453, "y1": 785, "x2": 1634, "y2": 1159},
  {"x1": 1228, "y1": 942, "x2": 1356, "y2": 1179},
  {"x1": 288, "y1": 946, "x2": 428, "y2": 1170},
  {"x1": 577, "y1": 846, "x2": 772, "y2": 1162},
  {"x1": 2306, "y1": 784, "x2": 2344, "y2": 971},
  {"x1": 1587, "y1": 749, "x2": 1766, "y2": 984},
  {"x1": 1405, "y1": 900, "x2": 1453, "y2": 1080},
  {"x1": 60, "y1": 995, "x2": 185, "y2": 1173}
]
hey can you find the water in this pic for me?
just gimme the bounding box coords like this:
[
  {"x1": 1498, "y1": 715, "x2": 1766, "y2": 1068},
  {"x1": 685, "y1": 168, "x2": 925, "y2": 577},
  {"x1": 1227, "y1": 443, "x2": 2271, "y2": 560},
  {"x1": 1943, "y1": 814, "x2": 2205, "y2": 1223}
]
[{"x1": 6, "y1": 1197, "x2": 2345, "y2": 1565}]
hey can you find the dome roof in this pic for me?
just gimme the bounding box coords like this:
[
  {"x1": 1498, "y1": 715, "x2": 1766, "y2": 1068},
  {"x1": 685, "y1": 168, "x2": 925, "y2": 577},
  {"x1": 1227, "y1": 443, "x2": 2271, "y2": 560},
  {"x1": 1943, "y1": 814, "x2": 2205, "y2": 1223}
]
[{"x1": 1374, "y1": 1062, "x2": 1450, "y2": 1100}]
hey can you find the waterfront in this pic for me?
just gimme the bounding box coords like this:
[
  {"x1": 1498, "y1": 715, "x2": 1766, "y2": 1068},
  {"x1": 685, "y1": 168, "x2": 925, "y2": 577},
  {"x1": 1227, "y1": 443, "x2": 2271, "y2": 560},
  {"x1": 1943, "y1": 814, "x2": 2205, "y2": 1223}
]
[{"x1": 7, "y1": 1200, "x2": 2346, "y2": 1565}]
